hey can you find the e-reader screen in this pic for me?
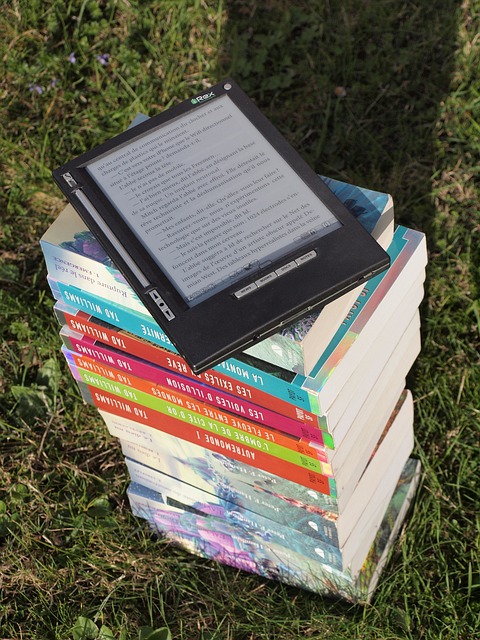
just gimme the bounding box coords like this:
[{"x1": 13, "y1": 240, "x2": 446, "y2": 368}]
[{"x1": 85, "y1": 94, "x2": 341, "y2": 306}]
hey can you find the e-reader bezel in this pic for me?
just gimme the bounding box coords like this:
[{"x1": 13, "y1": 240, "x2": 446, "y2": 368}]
[{"x1": 53, "y1": 79, "x2": 390, "y2": 373}]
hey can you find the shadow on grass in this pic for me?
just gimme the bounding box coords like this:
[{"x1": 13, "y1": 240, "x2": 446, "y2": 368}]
[
  {"x1": 219, "y1": 0, "x2": 460, "y2": 234},
  {"x1": 214, "y1": 0, "x2": 466, "y2": 629}
]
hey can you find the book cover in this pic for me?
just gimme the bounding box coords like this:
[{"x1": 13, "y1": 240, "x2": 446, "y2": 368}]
[
  {"x1": 47, "y1": 225, "x2": 426, "y2": 420},
  {"x1": 127, "y1": 457, "x2": 421, "y2": 604}
]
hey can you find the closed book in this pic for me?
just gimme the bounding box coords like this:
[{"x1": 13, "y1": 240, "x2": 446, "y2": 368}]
[{"x1": 127, "y1": 457, "x2": 421, "y2": 604}]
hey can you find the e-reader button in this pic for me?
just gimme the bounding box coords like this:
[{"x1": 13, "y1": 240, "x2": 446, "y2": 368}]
[
  {"x1": 295, "y1": 250, "x2": 317, "y2": 266},
  {"x1": 255, "y1": 271, "x2": 278, "y2": 288},
  {"x1": 275, "y1": 260, "x2": 297, "y2": 276},
  {"x1": 148, "y1": 289, "x2": 175, "y2": 321},
  {"x1": 234, "y1": 282, "x2": 258, "y2": 299}
]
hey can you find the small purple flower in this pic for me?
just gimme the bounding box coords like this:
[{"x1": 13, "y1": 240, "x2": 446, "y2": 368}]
[
  {"x1": 29, "y1": 84, "x2": 43, "y2": 94},
  {"x1": 50, "y1": 78, "x2": 58, "y2": 88},
  {"x1": 96, "y1": 53, "x2": 110, "y2": 66},
  {"x1": 68, "y1": 52, "x2": 76, "y2": 64}
]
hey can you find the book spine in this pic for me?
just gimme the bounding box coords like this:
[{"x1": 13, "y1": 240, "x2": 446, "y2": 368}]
[
  {"x1": 78, "y1": 378, "x2": 334, "y2": 495},
  {"x1": 41, "y1": 240, "x2": 147, "y2": 315},
  {"x1": 66, "y1": 356, "x2": 334, "y2": 482},
  {"x1": 61, "y1": 329, "x2": 330, "y2": 448},
  {"x1": 125, "y1": 463, "x2": 343, "y2": 569},
  {"x1": 48, "y1": 277, "x2": 327, "y2": 424},
  {"x1": 64, "y1": 346, "x2": 332, "y2": 465}
]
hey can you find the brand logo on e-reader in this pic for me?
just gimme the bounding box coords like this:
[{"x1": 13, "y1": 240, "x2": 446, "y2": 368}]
[{"x1": 191, "y1": 91, "x2": 215, "y2": 104}]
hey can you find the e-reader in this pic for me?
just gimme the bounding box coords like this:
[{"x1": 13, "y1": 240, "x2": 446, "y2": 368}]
[{"x1": 53, "y1": 79, "x2": 390, "y2": 374}]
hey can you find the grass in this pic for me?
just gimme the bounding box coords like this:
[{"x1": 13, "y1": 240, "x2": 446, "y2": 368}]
[{"x1": 0, "y1": 0, "x2": 479, "y2": 638}]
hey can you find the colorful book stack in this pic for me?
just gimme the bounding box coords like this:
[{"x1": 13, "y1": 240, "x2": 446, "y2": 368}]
[{"x1": 41, "y1": 172, "x2": 427, "y2": 604}]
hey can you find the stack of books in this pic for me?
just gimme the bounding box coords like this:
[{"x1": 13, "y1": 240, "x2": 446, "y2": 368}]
[{"x1": 41, "y1": 172, "x2": 427, "y2": 604}]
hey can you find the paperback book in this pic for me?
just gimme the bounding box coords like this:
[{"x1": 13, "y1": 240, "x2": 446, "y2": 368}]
[{"x1": 127, "y1": 457, "x2": 421, "y2": 604}]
